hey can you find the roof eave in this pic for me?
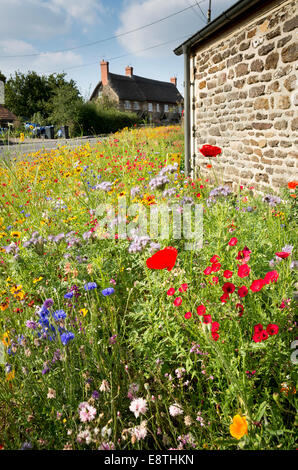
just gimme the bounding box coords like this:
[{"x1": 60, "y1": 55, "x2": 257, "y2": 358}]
[{"x1": 174, "y1": 0, "x2": 264, "y2": 55}]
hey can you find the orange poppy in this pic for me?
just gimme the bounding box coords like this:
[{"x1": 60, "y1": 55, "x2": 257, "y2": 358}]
[
  {"x1": 288, "y1": 181, "x2": 298, "y2": 189},
  {"x1": 230, "y1": 414, "x2": 248, "y2": 440}
]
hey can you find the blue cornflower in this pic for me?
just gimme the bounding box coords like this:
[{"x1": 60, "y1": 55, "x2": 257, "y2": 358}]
[
  {"x1": 52, "y1": 309, "x2": 67, "y2": 321},
  {"x1": 101, "y1": 287, "x2": 115, "y2": 296},
  {"x1": 64, "y1": 291, "x2": 74, "y2": 299},
  {"x1": 84, "y1": 282, "x2": 97, "y2": 291},
  {"x1": 60, "y1": 331, "x2": 75, "y2": 346}
]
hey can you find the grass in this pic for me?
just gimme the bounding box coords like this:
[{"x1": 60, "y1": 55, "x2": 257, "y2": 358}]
[{"x1": 0, "y1": 124, "x2": 297, "y2": 450}]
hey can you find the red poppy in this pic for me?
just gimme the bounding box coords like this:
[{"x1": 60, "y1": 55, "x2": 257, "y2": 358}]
[
  {"x1": 210, "y1": 255, "x2": 220, "y2": 263},
  {"x1": 211, "y1": 262, "x2": 221, "y2": 272},
  {"x1": 197, "y1": 304, "x2": 206, "y2": 316},
  {"x1": 236, "y1": 303, "x2": 244, "y2": 315},
  {"x1": 220, "y1": 293, "x2": 230, "y2": 303},
  {"x1": 173, "y1": 297, "x2": 182, "y2": 306},
  {"x1": 222, "y1": 282, "x2": 236, "y2": 294},
  {"x1": 260, "y1": 330, "x2": 269, "y2": 341},
  {"x1": 252, "y1": 332, "x2": 262, "y2": 343},
  {"x1": 199, "y1": 144, "x2": 222, "y2": 157},
  {"x1": 223, "y1": 270, "x2": 233, "y2": 278},
  {"x1": 237, "y1": 264, "x2": 251, "y2": 278},
  {"x1": 250, "y1": 279, "x2": 265, "y2": 292},
  {"x1": 236, "y1": 246, "x2": 251, "y2": 260},
  {"x1": 212, "y1": 276, "x2": 219, "y2": 284},
  {"x1": 167, "y1": 288, "x2": 175, "y2": 296},
  {"x1": 238, "y1": 286, "x2": 248, "y2": 298},
  {"x1": 184, "y1": 311, "x2": 192, "y2": 319},
  {"x1": 179, "y1": 283, "x2": 188, "y2": 292},
  {"x1": 275, "y1": 252, "x2": 290, "y2": 259},
  {"x1": 254, "y1": 324, "x2": 264, "y2": 334},
  {"x1": 266, "y1": 323, "x2": 279, "y2": 335},
  {"x1": 212, "y1": 332, "x2": 219, "y2": 341},
  {"x1": 228, "y1": 237, "x2": 238, "y2": 246},
  {"x1": 203, "y1": 314, "x2": 212, "y2": 324},
  {"x1": 203, "y1": 266, "x2": 212, "y2": 275},
  {"x1": 264, "y1": 271, "x2": 279, "y2": 284},
  {"x1": 146, "y1": 246, "x2": 178, "y2": 271},
  {"x1": 211, "y1": 321, "x2": 220, "y2": 333}
]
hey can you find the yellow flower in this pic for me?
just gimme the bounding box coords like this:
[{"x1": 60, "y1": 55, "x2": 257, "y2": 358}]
[
  {"x1": 2, "y1": 331, "x2": 10, "y2": 347},
  {"x1": 230, "y1": 414, "x2": 248, "y2": 440},
  {"x1": 10, "y1": 231, "x2": 21, "y2": 239},
  {"x1": 33, "y1": 277, "x2": 43, "y2": 284},
  {"x1": 20, "y1": 133, "x2": 25, "y2": 142},
  {"x1": 79, "y1": 308, "x2": 88, "y2": 317}
]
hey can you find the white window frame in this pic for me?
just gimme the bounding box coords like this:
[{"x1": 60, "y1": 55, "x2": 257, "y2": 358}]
[
  {"x1": 133, "y1": 101, "x2": 140, "y2": 110},
  {"x1": 156, "y1": 103, "x2": 160, "y2": 112},
  {"x1": 124, "y1": 100, "x2": 131, "y2": 109},
  {"x1": 164, "y1": 104, "x2": 169, "y2": 112},
  {"x1": 148, "y1": 102, "x2": 153, "y2": 112}
]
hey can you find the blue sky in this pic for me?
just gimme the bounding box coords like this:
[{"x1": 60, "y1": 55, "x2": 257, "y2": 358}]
[{"x1": 0, "y1": 0, "x2": 236, "y2": 99}]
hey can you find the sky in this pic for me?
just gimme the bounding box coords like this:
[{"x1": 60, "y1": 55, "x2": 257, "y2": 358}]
[{"x1": 0, "y1": 0, "x2": 236, "y2": 100}]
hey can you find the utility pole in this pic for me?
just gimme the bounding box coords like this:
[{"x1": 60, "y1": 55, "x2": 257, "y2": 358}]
[{"x1": 207, "y1": 0, "x2": 211, "y2": 23}]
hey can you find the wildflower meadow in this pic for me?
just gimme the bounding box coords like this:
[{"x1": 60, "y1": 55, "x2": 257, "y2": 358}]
[{"x1": 0, "y1": 125, "x2": 297, "y2": 450}]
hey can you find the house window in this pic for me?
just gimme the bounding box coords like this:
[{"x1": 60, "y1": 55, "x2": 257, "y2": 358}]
[
  {"x1": 164, "y1": 104, "x2": 169, "y2": 112},
  {"x1": 133, "y1": 101, "x2": 140, "y2": 110},
  {"x1": 124, "y1": 100, "x2": 131, "y2": 109},
  {"x1": 148, "y1": 103, "x2": 153, "y2": 112},
  {"x1": 156, "y1": 103, "x2": 160, "y2": 112}
]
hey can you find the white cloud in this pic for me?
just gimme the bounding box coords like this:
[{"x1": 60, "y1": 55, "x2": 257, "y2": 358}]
[
  {"x1": 49, "y1": 0, "x2": 106, "y2": 25},
  {"x1": 0, "y1": 0, "x2": 69, "y2": 40},
  {"x1": 116, "y1": 0, "x2": 235, "y2": 58}
]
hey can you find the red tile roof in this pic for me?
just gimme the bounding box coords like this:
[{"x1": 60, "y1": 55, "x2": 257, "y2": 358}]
[{"x1": 0, "y1": 105, "x2": 17, "y2": 121}]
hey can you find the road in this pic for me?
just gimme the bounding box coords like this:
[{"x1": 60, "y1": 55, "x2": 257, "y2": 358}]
[{"x1": 0, "y1": 135, "x2": 107, "y2": 160}]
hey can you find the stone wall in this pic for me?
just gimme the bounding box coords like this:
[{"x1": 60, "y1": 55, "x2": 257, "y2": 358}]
[{"x1": 192, "y1": 0, "x2": 298, "y2": 192}]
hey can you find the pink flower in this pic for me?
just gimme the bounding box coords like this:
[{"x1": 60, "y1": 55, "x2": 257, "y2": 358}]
[
  {"x1": 129, "y1": 398, "x2": 148, "y2": 418},
  {"x1": 78, "y1": 402, "x2": 97, "y2": 423},
  {"x1": 169, "y1": 403, "x2": 183, "y2": 417}
]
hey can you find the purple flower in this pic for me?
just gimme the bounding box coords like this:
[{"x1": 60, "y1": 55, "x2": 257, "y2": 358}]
[
  {"x1": 109, "y1": 334, "x2": 117, "y2": 345},
  {"x1": 43, "y1": 298, "x2": 54, "y2": 309}
]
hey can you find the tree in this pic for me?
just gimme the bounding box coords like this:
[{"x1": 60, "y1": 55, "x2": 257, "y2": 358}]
[
  {"x1": 47, "y1": 84, "x2": 83, "y2": 134},
  {"x1": 4, "y1": 71, "x2": 82, "y2": 122}
]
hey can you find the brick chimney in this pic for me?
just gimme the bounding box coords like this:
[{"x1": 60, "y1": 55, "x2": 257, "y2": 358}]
[
  {"x1": 170, "y1": 77, "x2": 177, "y2": 87},
  {"x1": 100, "y1": 60, "x2": 109, "y2": 86},
  {"x1": 125, "y1": 66, "x2": 133, "y2": 77}
]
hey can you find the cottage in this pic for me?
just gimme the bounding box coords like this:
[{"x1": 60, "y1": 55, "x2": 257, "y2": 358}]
[
  {"x1": 0, "y1": 78, "x2": 17, "y2": 128},
  {"x1": 174, "y1": 0, "x2": 297, "y2": 192},
  {"x1": 90, "y1": 61, "x2": 183, "y2": 123}
]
